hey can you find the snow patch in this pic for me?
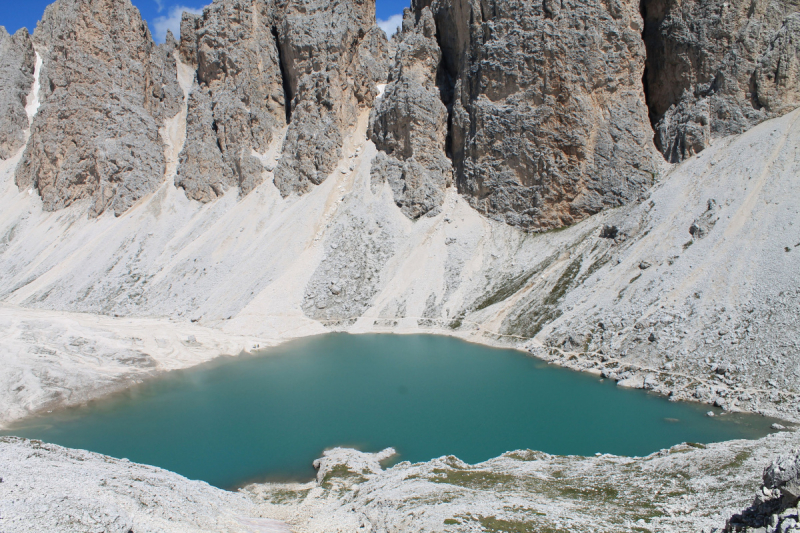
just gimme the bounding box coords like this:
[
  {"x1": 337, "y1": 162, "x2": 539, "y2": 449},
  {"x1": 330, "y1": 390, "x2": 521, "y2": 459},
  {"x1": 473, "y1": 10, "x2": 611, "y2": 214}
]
[{"x1": 25, "y1": 52, "x2": 42, "y2": 124}]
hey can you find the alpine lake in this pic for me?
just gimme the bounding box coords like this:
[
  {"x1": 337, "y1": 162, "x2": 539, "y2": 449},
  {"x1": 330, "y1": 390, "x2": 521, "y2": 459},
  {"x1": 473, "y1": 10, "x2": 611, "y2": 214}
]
[{"x1": 2, "y1": 334, "x2": 778, "y2": 489}]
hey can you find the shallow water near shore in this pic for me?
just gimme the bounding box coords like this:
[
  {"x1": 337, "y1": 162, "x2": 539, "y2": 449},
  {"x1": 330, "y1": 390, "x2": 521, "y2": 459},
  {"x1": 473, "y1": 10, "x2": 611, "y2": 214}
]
[{"x1": 2, "y1": 334, "x2": 778, "y2": 489}]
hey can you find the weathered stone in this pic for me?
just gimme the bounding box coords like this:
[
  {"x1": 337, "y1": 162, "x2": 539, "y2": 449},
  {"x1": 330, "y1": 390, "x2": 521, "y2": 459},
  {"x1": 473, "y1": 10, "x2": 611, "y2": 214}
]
[
  {"x1": 726, "y1": 450, "x2": 800, "y2": 532},
  {"x1": 642, "y1": 0, "x2": 800, "y2": 162},
  {"x1": 0, "y1": 27, "x2": 35, "y2": 160},
  {"x1": 273, "y1": 0, "x2": 388, "y2": 196},
  {"x1": 177, "y1": 0, "x2": 388, "y2": 201},
  {"x1": 600, "y1": 225, "x2": 619, "y2": 239},
  {"x1": 689, "y1": 198, "x2": 718, "y2": 239},
  {"x1": 14, "y1": 0, "x2": 182, "y2": 217},
  {"x1": 178, "y1": 12, "x2": 199, "y2": 65},
  {"x1": 176, "y1": 0, "x2": 286, "y2": 202},
  {"x1": 389, "y1": 0, "x2": 659, "y2": 230},
  {"x1": 175, "y1": 86, "x2": 235, "y2": 202},
  {"x1": 368, "y1": 8, "x2": 452, "y2": 219}
]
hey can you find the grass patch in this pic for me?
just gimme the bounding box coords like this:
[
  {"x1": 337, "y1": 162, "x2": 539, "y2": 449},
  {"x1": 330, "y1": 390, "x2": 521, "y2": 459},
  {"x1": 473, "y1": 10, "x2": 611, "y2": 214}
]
[
  {"x1": 504, "y1": 450, "x2": 549, "y2": 462},
  {"x1": 429, "y1": 469, "x2": 515, "y2": 490},
  {"x1": 682, "y1": 240, "x2": 693, "y2": 250},
  {"x1": 542, "y1": 258, "x2": 582, "y2": 306},
  {"x1": 723, "y1": 450, "x2": 751, "y2": 469},
  {"x1": 448, "y1": 312, "x2": 465, "y2": 329},
  {"x1": 629, "y1": 273, "x2": 642, "y2": 284},
  {"x1": 479, "y1": 516, "x2": 538, "y2": 533},
  {"x1": 557, "y1": 484, "x2": 619, "y2": 502},
  {"x1": 320, "y1": 465, "x2": 366, "y2": 489},
  {"x1": 686, "y1": 442, "x2": 707, "y2": 449},
  {"x1": 474, "y1": 254, "x2": 557, "y2": 312},
  {"x1": 265, "y1": 488, "x2": 310, "y2": 504},
  {"x1": 474, "y1": 270, "x2": 539, "y2": 311},
  {"x1": 579, "y1": 253, "x2": 611, "y2": 284},
  {"x1": 501, "y1": 257, "x2": 582, "y2": 338},
  {"x1": 444, "y1": 518, "x2": 460, "y2": 525}
]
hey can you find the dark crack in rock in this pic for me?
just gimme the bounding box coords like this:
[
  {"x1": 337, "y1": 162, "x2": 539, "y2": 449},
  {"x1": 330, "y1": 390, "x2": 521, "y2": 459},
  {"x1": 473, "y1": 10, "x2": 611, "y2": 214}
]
[{"x1": 383, "y1": 0, "x2": 658, "y2": 230}]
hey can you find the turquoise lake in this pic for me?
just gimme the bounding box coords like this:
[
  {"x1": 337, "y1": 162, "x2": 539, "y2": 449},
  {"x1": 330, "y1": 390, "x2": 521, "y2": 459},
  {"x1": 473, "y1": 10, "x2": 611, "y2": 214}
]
[{"x1": 3, "y1": 334, "x2": 776, "y2": 489}]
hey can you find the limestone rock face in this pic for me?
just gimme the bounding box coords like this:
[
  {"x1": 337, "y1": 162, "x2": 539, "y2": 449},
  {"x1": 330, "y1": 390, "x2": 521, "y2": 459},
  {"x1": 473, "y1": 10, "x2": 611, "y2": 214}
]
[
  {"x1": 176, "y1": 0, "x2": 287, "y2": 201},
  {"x1": 368, "y1": 8, "x2": 453, "y2": 219},
  {"x1": 377, "y1": 0, "x2": 658, "y2": 229},
  {"x1": 273, "y1": 0, "x2": 389, "y2": 196},
  {"x1": 0, "y1": 27, "x2": 36, "y2": 160},
  {"x1": 177, "y1": 0, "x2": 388, "y2": 201},
  {"x1": 175, "y1": 86, "x2": 236, "y2": 202},
  {"x1": 642, "y1": 0, "x2": 800, "y2": 162},
  {"x1": 14, "y1": 0, "x2": 182, "y2": 217}
]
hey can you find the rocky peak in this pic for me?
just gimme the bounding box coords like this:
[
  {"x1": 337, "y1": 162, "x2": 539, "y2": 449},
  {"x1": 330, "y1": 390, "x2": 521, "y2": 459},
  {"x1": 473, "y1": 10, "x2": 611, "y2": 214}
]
[
  {"x1": 367, "y1": 7, "x2": 453, "y2": 219},
  {"x1": 0, "y1": 26, "x2": 36, "y2": 160},
  {"x1": 14, "y1": 0, "x2": 182, "y2": 217},
  {"x1": 271, "y1": 0, "x2": 389, "y2": 196},
  {"x1": 176, "y1": 0, "x2": 389, "y2": 201},
  {"x1": 175, "y1": 0, "x2": 287, "y2": 201}
]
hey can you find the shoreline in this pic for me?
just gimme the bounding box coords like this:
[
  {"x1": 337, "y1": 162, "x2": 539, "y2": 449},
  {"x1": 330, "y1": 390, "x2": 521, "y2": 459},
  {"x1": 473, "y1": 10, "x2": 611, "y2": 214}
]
[
  {"x1": 2, "y1": 307, "x2": 794, "y2": 478},
  {"x1": 4, "y1": 303, "x2": 799, "y2": 433}
]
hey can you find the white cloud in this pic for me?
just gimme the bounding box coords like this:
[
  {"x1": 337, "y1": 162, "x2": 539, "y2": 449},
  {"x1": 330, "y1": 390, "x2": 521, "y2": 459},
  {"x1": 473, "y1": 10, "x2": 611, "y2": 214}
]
[
  {"x1": 377, "y1": 13, "x2": 403, "y2": 38},
  {"x1": 152, "y1": 5, "x2": 206, "y2": 43},
  {"x1": 153, "y1": 0, "x2": 165, "y2": 13}
]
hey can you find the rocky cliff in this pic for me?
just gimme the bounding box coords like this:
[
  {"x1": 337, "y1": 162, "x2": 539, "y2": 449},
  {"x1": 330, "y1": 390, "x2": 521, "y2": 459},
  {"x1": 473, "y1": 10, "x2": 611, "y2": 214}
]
[
  {"x1": 2, "y1": 0, "x2": 796, "y2": 228},
  {"x1": 371, "y1": 0, "x2": 800, "y2": 227},
  {"x1": 642, "y1": 0, "x2": 800, "y2": 162},
  {"x1": 0, "y1": 27, "x2": 35, "y2": 161},
  {"x1": 368, "y1": 8, "x2": 453, "y2": 219},
  {"x1": 373, "y1": 0, "x2": 659, "y2": 229},
  {"x1": 14, "y1": 0, "x2": 183, "y2": 217},
  {"x1": 176, "y1": 0, "x2": 389, "y2": 201}
]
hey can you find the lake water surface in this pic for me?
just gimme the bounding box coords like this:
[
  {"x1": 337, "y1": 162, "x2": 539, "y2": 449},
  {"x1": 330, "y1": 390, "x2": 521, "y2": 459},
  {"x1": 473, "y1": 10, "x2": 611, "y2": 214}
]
[{"x1": 3, "y1": 334, "x2": 776, "y2": 489}]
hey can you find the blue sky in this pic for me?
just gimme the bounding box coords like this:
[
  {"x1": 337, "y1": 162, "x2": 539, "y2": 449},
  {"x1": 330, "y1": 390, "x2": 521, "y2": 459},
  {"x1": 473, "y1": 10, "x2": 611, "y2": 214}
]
[{"x1": 1, "y1": 0, "x2": 409, "y2": 42}]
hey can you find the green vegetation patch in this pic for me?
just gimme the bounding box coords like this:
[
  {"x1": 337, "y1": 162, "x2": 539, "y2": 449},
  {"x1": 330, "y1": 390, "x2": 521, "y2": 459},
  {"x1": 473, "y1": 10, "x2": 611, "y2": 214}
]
[
  {"x1": 556, "y1": 484, "x2": 619, "y2": 502},
  {"x1": 429, "y1": 468, "x2": 516, "y2": 490},
  {"x1": 501, "y1": 257, "x2": 582, "y2": 338},
  {"x1": 265, "y1": 488, "x2": 310, "y2": 504},
  {"x1": 479, "y1": 515, "x2": 539, "y2": 533},
  {"x1": 504, "y1": 449, "x2": 550, "y2": 462},
  {"x1": 320, "y1": 465, "x2": 366, "y2": 489},
  {"x1": 542, "y1": 258, "x2": 583, "y2": 306},
  {"x1": 723, "y1": 450, "x2": 751, "y2": 470}
]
